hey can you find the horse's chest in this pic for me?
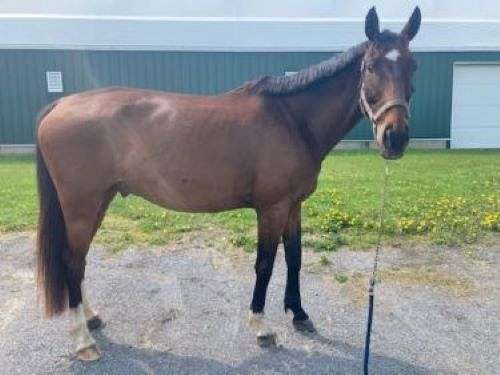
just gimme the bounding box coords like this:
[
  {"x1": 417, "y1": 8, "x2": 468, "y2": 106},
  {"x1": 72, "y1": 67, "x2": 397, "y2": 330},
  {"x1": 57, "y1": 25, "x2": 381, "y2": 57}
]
[
  {"x1": 253, "y1": 163, "x2": 319, "y2": 207},
  {"x1": 291, "y1": 171, "x2": 319, "y2": 201}
]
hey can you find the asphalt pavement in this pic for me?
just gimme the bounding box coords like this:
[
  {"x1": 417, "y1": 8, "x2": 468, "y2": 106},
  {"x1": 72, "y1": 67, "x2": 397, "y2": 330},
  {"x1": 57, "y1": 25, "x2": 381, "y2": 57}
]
[{"x1": 0, "y1": 233, "x2": 498, "y2": 374}]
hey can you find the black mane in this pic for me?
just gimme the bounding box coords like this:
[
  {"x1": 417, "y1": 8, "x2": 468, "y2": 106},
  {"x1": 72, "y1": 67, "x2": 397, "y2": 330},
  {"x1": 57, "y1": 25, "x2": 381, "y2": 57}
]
[
  {"x1": 237, "y1": 41, "x2": 369, "y2": 96},
  {"x1": 373, "y1": 30, "x2": 400, "y2": 46}
]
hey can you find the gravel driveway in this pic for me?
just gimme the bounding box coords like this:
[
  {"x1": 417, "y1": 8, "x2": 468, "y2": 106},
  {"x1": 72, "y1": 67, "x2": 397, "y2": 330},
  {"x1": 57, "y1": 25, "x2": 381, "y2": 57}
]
[{"x1": 0, "y1": 232, "x2": 498, "y2": 374}]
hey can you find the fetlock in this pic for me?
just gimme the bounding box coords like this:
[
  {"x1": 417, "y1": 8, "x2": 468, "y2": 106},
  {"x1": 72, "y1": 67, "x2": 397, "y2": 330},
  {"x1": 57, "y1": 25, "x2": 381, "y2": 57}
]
[{"x1": 284, "y1": 298, "x2": 308, "y2": 321}]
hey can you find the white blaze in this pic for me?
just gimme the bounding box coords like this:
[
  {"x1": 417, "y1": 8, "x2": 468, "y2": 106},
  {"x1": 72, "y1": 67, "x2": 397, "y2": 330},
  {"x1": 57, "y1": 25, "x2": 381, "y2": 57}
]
[{"x1": 385, "y1": 49, "x2": 401, "y2": 62}]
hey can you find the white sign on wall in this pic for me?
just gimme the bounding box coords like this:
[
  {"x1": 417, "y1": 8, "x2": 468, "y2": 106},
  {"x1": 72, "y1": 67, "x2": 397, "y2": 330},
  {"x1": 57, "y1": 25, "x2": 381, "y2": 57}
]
[
  {"x1": 285, "y1": 71, "x2": 297, "y2": 76},
  {"x1": 46, "y1": 71, "x2": 63, "y2": 93}
]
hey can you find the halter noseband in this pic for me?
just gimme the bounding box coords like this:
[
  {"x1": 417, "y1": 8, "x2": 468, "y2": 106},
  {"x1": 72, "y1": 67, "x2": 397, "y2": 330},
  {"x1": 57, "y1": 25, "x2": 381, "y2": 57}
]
[{"x1": 359, "y1": 59, "x2": 410, "y2": 133}]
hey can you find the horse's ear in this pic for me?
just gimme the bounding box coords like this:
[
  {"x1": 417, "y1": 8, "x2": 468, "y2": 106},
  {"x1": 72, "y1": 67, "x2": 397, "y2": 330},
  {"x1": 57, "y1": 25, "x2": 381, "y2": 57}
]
[
  {"x1": 401, "y1": 6, "x2": 421, "y2": 41},
  {"x1": 365, "y1": 7, "x2": 380, "y2": 41}
]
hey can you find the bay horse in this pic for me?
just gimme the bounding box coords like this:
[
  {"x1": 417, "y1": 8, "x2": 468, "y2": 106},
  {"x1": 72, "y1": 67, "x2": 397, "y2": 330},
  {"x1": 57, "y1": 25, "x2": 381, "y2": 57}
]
[{"x1": 36, "y1": 7, "x2": 421, "y2": 361}]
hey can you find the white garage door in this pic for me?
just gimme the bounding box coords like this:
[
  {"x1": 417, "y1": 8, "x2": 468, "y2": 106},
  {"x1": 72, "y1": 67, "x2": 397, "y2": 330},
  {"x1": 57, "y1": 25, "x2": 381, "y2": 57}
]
[{"x1": 451, "y1": 63, "x2": 500, "y2": 148}]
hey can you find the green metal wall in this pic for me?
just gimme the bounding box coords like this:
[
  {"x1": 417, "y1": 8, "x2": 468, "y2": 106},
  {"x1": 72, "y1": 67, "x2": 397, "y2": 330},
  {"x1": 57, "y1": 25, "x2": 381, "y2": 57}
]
[{"x1": 1, "y1": 49, "x2": 500, "y2": 144}]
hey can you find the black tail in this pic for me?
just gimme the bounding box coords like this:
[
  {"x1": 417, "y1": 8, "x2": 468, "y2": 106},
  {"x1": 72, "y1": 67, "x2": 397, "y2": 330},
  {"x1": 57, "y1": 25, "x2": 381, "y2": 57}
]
[{"x1": 36, "y1": 101, "x2": 68, "y2": 317}]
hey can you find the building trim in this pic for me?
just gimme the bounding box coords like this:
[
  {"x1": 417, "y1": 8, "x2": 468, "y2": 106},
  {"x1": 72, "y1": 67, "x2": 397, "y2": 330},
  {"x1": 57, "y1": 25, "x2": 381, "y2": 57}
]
[
  {"x1": 3, "y1": 45, "x2": 500, "y2": 53},
  {"x1": 0, "y1": 144, "x2": 36, "y2": 155},
  {"x1": 340, "y1": 138, "x2": 451, "y2": 141},
  {"x1": 453, "y1": 61, "x2": 500, "y2": 65},
  {"x1": 1, "y1": 15, "x2": 500, "y2": 52}
]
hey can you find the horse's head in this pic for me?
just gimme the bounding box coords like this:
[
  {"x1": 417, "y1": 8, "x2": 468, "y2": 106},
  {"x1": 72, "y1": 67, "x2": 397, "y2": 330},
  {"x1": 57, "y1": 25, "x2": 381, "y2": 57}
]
[{"x1": 360, "y1": 6, "x2": 421, "y2": 160}]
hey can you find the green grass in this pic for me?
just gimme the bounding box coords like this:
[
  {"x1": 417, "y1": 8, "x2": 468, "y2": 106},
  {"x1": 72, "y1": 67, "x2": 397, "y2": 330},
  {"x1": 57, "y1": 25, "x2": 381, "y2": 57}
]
[{"x1": 1, "y1": 150, "x2": 498, "y2": 251}]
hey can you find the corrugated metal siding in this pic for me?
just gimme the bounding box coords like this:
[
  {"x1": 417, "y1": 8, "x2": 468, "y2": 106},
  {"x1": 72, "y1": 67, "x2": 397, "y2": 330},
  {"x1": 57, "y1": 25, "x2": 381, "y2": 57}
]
[
  {"x1": 410, "y1": 52, "x2": 500, "y2": 139},
  {"x1": 1, "y1": 50, "x2": 500, "y2": 144}
]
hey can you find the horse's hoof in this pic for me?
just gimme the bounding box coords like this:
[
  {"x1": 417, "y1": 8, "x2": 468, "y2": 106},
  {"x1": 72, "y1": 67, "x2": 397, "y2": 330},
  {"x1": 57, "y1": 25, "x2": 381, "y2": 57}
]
[
  {"x1": 76, "y1": 345, "x2": 101, "y2": 362},
  {"x1": 293, "y1": 318, "x2": 316, "y2": 333},
  {"x1": 257, "y1": 332, "x2": 277, "y2": 348},
  {"x1": 87, "y1": 315, "x2": 104, "y2": 331}
]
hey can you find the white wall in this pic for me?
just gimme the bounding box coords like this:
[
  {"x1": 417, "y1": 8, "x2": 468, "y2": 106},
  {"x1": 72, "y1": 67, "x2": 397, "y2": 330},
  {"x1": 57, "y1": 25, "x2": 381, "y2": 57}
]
[
  {"x1": 1, "y1": 0, "x2": 499, "y2": 20},
  {"x1": 1, "y1": 1, "x2": 499, "y2": 51}
]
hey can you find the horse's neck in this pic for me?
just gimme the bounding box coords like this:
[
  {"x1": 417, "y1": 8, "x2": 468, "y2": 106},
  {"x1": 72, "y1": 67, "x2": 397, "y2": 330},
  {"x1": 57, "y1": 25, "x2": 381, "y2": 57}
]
[{"x1": 285, "y1": 62, "x2": 364, "y2": 160}]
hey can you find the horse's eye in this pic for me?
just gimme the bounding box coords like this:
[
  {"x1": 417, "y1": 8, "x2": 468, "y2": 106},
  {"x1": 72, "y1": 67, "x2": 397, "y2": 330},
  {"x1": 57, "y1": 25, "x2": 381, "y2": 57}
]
[{"x1": 366, "y1": 63, "x2": 375, "y2": 73}]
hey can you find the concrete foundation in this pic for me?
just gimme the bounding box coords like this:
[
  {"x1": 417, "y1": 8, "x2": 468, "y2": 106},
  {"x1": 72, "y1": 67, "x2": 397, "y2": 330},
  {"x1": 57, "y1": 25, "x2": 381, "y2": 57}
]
[
  {"x1": 337, "y1": 139, "x2": 448, "y2": 150},
  {"x1": 0, "y1": 139, "x2": 448, "y2": 155},
  {"x1": 0, "y1": 144, "x2": 36, "y2": 155}
]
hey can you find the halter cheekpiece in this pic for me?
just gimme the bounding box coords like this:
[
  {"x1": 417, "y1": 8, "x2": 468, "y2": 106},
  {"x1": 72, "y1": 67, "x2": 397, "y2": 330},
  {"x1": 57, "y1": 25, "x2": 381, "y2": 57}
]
[{"x1": 359, "y1": 58, "x2": 410, "y2": 127}]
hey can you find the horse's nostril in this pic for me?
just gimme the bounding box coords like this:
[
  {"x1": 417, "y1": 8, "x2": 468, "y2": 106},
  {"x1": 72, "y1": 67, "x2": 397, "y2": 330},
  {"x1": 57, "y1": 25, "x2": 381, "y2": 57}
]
[
  {"x1": 402, "y1": 131, "x2": 409, "y2": 146},
  {"x1": 383, "y1": 127, "x2": 393, "y2": 149},
  {"x1": 385, "y1": 127, "x2": 409, "y2": 150},
  {"x1": 383, "y1": 125, "x2": 409, "y2": 152}
]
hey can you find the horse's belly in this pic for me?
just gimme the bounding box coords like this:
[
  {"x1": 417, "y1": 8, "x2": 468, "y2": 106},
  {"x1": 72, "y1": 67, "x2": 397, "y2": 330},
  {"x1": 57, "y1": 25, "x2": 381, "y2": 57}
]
[{"x1": 122, "y1": 169, "x2": 252, "y2": 213}]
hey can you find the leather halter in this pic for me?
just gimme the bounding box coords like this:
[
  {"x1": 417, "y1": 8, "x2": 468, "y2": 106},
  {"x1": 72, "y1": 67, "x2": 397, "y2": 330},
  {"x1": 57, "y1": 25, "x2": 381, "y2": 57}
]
[
  {"x1": 360, "y1": 88, "x2": 409, "y2": 124},
  {"x1": 359, "y1": 59, "x2": 410, "y2": 135}
]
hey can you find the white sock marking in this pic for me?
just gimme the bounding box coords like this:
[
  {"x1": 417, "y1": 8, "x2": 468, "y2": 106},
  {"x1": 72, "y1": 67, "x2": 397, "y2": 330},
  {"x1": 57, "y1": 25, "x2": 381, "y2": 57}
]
[
  {"x1": 248, "y1": 311, "x2": 274, "y2": 337},
  {"x1": 69, "y1": 304, "x2": 96, "y2": 352},
  {"x1": 385, "y1": 49, "x2": 401, "y2": 62},
  {"x1": 81, "y1": 284, "x2": 98, "y2": 320}
]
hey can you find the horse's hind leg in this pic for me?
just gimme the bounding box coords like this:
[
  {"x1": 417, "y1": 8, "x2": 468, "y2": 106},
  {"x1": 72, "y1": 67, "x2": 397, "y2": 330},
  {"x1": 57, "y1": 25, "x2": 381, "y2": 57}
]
[
  {"x1": 81, "y1": 191, "x2": 115, "y2": 331},
  {"x1": 62, "y1": 191, "x2": 114, "y2": 361}
]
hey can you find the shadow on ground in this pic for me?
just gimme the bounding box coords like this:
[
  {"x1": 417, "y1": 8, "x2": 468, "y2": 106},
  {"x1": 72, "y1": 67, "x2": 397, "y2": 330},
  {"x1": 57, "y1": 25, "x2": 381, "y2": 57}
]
[{"x1": 70, "y1": 331, "x2": 435, "y2": 375}]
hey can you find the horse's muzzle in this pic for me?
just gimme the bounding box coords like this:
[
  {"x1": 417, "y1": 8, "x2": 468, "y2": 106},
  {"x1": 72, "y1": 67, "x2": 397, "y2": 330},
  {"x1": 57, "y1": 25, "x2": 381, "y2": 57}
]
[{"x1": 381, "y1": 125, "x2": 409, "y2": 159}]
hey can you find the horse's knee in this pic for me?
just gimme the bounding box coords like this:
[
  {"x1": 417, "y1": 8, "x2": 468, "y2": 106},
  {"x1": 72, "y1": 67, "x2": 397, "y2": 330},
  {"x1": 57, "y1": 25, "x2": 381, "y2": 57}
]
[{"x1": 255, "y1": 264, "x2": 273, "y2": 280}]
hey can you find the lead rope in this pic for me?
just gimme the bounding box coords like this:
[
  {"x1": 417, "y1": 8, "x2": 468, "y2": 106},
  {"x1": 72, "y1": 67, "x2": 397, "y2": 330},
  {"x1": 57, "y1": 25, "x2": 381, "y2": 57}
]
[{"x1": 363, "y1": 159, "x2": 390, "y2": 375}]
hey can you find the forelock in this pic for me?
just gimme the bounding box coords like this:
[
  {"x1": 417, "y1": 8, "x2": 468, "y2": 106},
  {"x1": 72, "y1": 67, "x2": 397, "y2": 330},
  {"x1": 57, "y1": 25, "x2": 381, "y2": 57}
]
[
  {"x1": 375, "y1": 30, "x2": 400, "y2": 45},
  {"x1": 367, "y1": 30, "x2": 408, "y2": 57}
]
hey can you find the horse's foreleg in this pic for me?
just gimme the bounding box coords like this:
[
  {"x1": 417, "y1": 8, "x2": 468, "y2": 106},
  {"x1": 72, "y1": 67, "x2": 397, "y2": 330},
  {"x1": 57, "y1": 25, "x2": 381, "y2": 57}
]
[
  {"x1": 249, "y1": 201, "x2": 290, "y2": 346},
  {"x1": 283, "y1": 202, "x2": 315, "y2": 332}
]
